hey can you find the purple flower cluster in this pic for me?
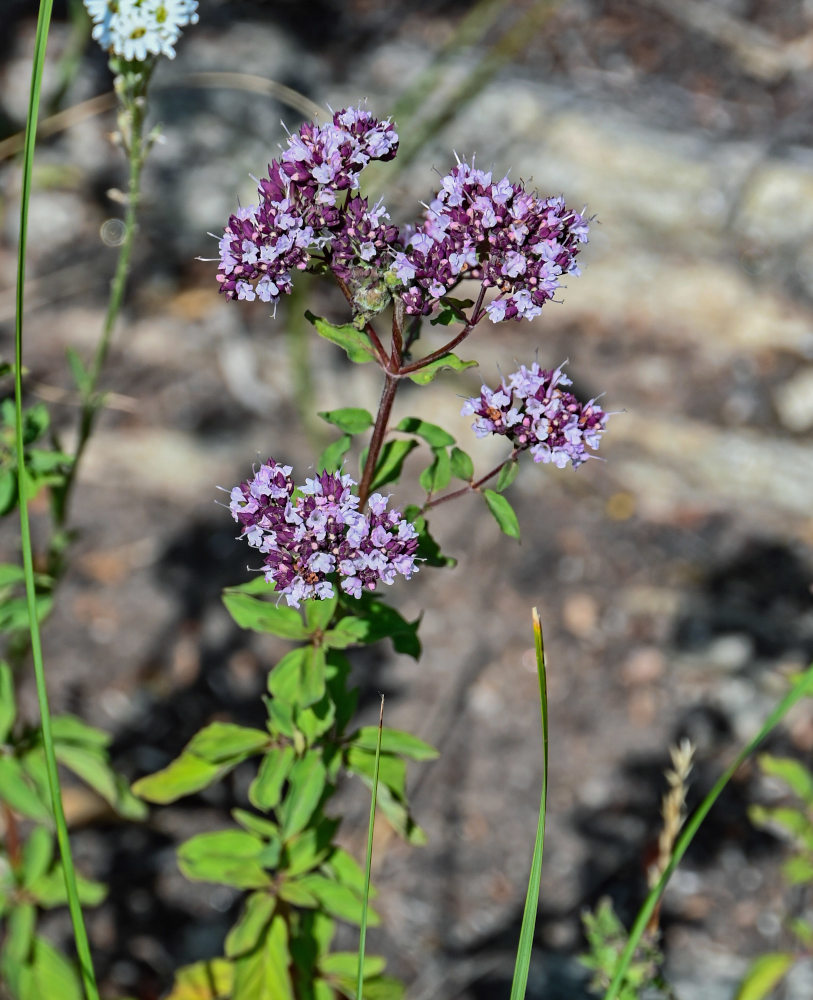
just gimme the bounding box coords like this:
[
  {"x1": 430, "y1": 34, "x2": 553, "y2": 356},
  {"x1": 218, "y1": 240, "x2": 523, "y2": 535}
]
[
  {"x1": 394, "y1": 160, "x2": 589, "y2": 321},
  {"x1": 462, "y1": 363, "x2": 606, "y2": 468},
  {"x1": 216, "y1": 107, "x2": 399, "y2": 304},
  {"x1": 228, "y1": 462, "x2": 419, "y2": 607}
]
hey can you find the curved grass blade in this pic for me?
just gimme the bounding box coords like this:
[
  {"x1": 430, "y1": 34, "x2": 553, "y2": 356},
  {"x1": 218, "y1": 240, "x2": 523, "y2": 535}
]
[
  {"x1": 509, "y1": 608, "x2": 549, "y2": 999},
  {"x1": 356, "y1": 695, "x2": 385, "y2": 1000},
  {"x1": 14, "y1": 3, "x2": 100, "y2": 998},
  {"x1": 603, "y1": 661, "x2": 813, "y2": 1000}
]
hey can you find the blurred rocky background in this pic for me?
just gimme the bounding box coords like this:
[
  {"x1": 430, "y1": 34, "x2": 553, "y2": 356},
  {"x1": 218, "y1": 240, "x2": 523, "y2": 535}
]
[{"x1": 2, "y1": 0, "x2": 813, "y2": 997}]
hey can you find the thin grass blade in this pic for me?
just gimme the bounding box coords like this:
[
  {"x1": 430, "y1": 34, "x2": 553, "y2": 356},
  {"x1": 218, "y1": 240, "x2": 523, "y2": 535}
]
[
  {"x1": 356, "y1": 694, "x2": 385, "y2": 1000},
  {"x1": 603, "y1": 661, "x2": 813, "y2": 1000},
  {"x1": 509, "y1": 607, "x2": 549, "y2": 999},
  {"x1": 14, "y1": 3, "x2": 100, "y2": 998}
]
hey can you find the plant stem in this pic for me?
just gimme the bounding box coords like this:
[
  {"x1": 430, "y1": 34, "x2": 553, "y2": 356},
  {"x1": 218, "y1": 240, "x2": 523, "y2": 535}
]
[
  {"x1": 397, "y1": 285, "x2": 485, "y2": 377},
  {"x1": 15, "y1": 2, "x2": 100, "y2": 997},
  {"x1": 51, "y1": 66, "x2": 150, "y2": 536},
  {"x1": 423, "y1": 452, "x2": 516, "y2": 512},
  {"x1": 358, "y1": 373, "x2": 399, "y2": 507}
]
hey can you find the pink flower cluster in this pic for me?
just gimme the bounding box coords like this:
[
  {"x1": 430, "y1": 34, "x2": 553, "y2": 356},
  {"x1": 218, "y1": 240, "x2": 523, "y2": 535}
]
[
  {"x1": 462, "y1": 363, "x2": 606, "y2": 468},
  {"x1": 216, "y1": 107, "x2": 399, "y2": 304},
  {"x1": 228, "y1": 463, "x2": 419, "y2": 607},
  {"x1": 394, "y1": 160, "x2": 589, "y2": 321}
]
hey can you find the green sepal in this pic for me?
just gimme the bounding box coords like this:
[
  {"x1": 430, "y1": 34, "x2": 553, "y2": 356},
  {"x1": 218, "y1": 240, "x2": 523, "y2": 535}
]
[
  {"x1": 406, "y1": 353, "x2": 476, "y2": 385},
  {"x1": 305, "y1": 311, "x2": 376, "y2": 364},
  {"x1": 318, "y1": 408, "x2": 374, "y2": 434},
  {"x1": 482, "y1": 488, "x2": 521, "y2": 540}
]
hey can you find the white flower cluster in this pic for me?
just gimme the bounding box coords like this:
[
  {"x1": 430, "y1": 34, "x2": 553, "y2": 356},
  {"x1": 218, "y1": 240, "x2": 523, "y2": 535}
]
[{"x1": 84, "y1": 0, "x2": 199, "y2": 61}]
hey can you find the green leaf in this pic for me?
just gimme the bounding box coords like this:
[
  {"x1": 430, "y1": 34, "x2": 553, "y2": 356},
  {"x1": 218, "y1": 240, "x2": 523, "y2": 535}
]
[
  {"x1": 749, "y1": 805, "x2": 813, "y2": 848},
  {"x1": 323, "y1": 616, "x2": 370, "y2": 650},
  {"x1": 278, "y1": 879, "x2": 319, "y2": 907},
  {"x1": 0, "y1": 660, "x2": 16, "y2": 742},
  {"x1": 346, "y1": 748, "x2": 406, "y2": 800},
  {"x1": 758, "y1": 753, "x2": 813, "y2": 806},
  {"x1": 295, "y1": 695, "x2": 336, "y2": 746},
  {"x1": 483, "y1": 489, "x2": 521, "y2": 540},
  {"x1": 306, "y1": 312, "x2": 376, "y2": 364},
  {"x1": 305, "y1": 594, "x2": 338, "y2": 633},
  {"x1": 406, "y1": 353, "x2": 476, "y2": 385},
  {"x1": 0, "y1": 471, "x2": 16, "y2": 516},
  {"x1": 395, "y1": 417, "x2": 455, "y2": 448},
  {"x1": 369, "y1": 439, "x2": 418, "y2": 492},
  {"x1": 496, "y1": 460, "x2": 520, "y2": 493},
  {"x1": 232, "y1": 914, "x2": 295, "y2": 1000},
  {"x1": 21, "y1": 827, "x2": 53, "y2": 886},
  {"x1": 297, "y1": 874, "x2": 377, "y2": 927},
  {"x1": 3, "y1": 902, "x2": 36, "y2": 963},
  {"x1": 225, "y1": 892, "x2": 276, "y2": 959},
  {"x1": 449, "y1": 446, "x2": 473, "y2": 481},
  {"x1": 54, "y1": 743, "x2": 148, "y2": 820},
  {"x1": 0, "y1": 564, "x2": 26, "y2": 587},
  {"x1": 782, "y1": 854, "x2": 813, "y2": 885},
  {"x1": 178, "y1": 830, "x2": 271, "y2": 890},
  {"x1": 249, "y1": 746, "x2": 295, "y2": 812},
  {"x1": 284, "y1": 818, "x2": 339, "y2": 878},
  {"x1": 22, "y1": 936, "x2": 83, "y2": 1000},
  {"x1": 132, "y1": 754, "x2": 225, "y2": 804},
  {"x1": 320, "y1": 952, "x2": 386, "y2": 978},
  {"x1": 316, "y1": 434, "x2": 352, "y2": 474},
  {"x1": 335, "y1": 593, "x2": 422, "y2": 658},
  {"x1": 429, "y1": 297, "x2": 473, "y2": 327},
  {"x1": 232, "y1": 809, "x2": 279, "y2": 840},
  {"x1": 735, "y1": 952, "x2": 795, "y2": 1000},
  {"x1": 267, "y1": 646, "x2": 326, "y2": 708},
  {"x1": 222, "y1": 591, "x2": 308, "y2": 640},
  {"x1": 419, "y1": 447, "x2": 451, "y2": 494},
  {"x1": 403, "y1": 507, "x2": 456, "y2": 569},
  {"x1": 0, "y1": 756, "x2": 51, "y2": 822},
  {"x1": 27, "y1": 868, "x2": 106, "y2": 909},
  {"x1": 350, "y1": 727, "x2": 439, "y2": 761},
  {"x1": 166, "y1": 958, "x2": 233, "y2": 1000},
  {"x1": 325, "y1": 848, "x2": 368, "y2": 895},
  {"x1": 187, "y1": 723, "x2": 271, "y2": 764},
  {"x1": 318, "y1": 408, "x2": 374, "y2": 434},
  {"x1": 50, "y1": 714, "x2": 111, "y2": 748},
  {"x1": 279, "y1": 752, "x2": 327, "y2": 839}
]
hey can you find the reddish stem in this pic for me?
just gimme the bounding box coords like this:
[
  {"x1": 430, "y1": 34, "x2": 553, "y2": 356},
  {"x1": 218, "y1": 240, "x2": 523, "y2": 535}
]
[
  {"x1": 2, "y1": 801, "x2": 22, "y2": 870},
  {"x1": 329, "y1": 267, "x2": 390, "y2": 368},
  {"x1": 396, "y1": 284, "x2": 486, "y2": 377},
  {"x1": 422, "y1": 451, "x2": 517, "y2": 512}
]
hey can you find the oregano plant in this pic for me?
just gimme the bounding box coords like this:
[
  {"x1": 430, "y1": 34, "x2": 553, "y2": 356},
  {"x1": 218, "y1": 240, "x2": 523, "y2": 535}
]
[{"x1": 132, "y1": 104, "x2": 608, "y2": 998}]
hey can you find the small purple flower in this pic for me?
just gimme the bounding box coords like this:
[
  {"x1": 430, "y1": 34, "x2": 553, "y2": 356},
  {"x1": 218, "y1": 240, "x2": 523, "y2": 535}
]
[
  {"x1": 226, "y1": 462, "x2": 419, "y2": 607},
  {"x1": 462, "y1": 362, "x2": 607, "y2": 469},
  {"x1": 216, "y1": 107, "x2": 400, "y2": 305},
  {"x1": 396, "y1": 159, "x2": 589, "y2": 319}
]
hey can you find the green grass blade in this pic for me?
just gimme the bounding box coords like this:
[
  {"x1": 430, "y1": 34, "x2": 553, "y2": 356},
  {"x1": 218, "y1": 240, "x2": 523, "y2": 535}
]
[
  {"x1": 603, "y1": 661, "x2": 813, "y2": 1000},
  {"x1": 356, "y1": 694, "x2": 385, "y2": 1000},
  {"x1": 14, "y1": 3, "x2": 100, "y2": 998},
  {"x1": 509, "y1": 608, "x2": 549, "y2": 1000}
]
